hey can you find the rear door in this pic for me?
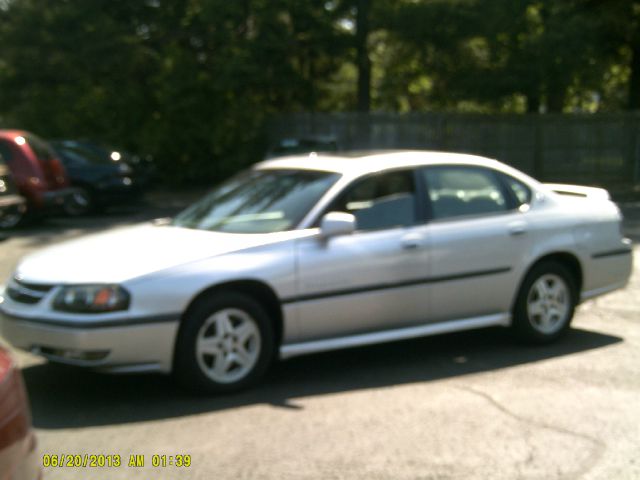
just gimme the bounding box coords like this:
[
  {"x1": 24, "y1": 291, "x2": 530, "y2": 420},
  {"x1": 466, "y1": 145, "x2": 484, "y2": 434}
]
[{"x1": 420, "y1": 165, "x2": 532, "y2": 323}]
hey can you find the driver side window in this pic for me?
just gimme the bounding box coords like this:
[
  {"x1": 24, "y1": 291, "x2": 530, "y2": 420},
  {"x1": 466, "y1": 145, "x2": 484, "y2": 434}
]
[{"x1": 326, "y1": 170, "x2": 417, "y2": 231}]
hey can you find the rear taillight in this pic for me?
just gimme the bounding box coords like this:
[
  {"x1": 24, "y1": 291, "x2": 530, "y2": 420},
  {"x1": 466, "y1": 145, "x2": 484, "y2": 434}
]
[
  {"x1": 48, "y1": 157, "x2": 68, "y2": 185},
  {"x1": 37, "y1": 154, "x2": 68, "y2": 188},
  {"x1": 0, "y1": 348, "x2": 12, "y2": 383}
]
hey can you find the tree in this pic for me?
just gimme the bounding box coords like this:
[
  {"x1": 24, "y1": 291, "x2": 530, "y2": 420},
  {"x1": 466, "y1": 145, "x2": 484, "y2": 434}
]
[
  {"x1": 356, "y1": 0, "x2": 371, "y2": 112},
  {"x1": 0, "y1": 0, "x2": 351, "y2": 183},
  {"x1": 595, "y1": 0, "x2": 640, "y2": 110},
  {"x1": 375, "y1": 0, "x2": 617, "y2": 113}
]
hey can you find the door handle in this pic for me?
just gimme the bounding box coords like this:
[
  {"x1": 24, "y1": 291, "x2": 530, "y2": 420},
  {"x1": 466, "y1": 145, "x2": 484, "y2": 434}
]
[
  {"x1": 401, "y1": 233, "x2": 423, "y2": 250},
  {"x1": 508, "y1": 222, "x2": 527, "y2": 236}
]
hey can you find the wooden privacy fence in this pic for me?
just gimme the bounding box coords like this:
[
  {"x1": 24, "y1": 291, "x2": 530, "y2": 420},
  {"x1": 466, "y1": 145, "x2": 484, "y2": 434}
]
[{"x1": 269, "y1": 113, "x2": 640, "y2": 188}]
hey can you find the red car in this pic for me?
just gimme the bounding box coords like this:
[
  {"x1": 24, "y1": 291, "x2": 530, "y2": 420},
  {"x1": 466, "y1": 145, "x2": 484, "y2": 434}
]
[
  {"x1": 0, "y1": 346, "x2": 39, "y2": 479},
  {"x1": 0, "y1": 130, "x2": 76, "y2": 222},
  {"x1": 0, "y1": 156, "x2": 26, "y2": 230}
]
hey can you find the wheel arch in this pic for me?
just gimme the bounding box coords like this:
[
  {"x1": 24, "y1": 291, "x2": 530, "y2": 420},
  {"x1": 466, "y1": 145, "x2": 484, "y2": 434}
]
[
  {"x1": 513, "y1": 251, "x2": 584, "y2": 309},
  {"x1": 180, "y1": 279, "x2": 284, "y2": 346}
]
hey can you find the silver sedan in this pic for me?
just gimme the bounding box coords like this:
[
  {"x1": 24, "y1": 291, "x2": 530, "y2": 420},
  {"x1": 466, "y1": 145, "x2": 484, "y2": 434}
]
[{"x1": 0, "y1": 151, "x2": 633, "y2": 392}]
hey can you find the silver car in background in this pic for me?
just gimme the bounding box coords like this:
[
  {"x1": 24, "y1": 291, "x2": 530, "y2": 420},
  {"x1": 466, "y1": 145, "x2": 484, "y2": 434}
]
[{"x1": 0, "y1": 151, "x2": 633, "y2": 392}]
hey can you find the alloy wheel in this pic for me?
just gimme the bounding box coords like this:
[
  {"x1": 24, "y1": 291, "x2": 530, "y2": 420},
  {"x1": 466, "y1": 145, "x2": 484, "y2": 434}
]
[
  {"x1": 195, "y1": 308, "x2": 261, "y2": 384},
  {"x1": 526, "y1": 273, "x2": 570, "y2": 335}
]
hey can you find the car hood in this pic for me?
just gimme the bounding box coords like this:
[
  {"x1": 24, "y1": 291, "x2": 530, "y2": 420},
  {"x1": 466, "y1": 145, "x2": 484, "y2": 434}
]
[{"x1": 15, "y1": 223, "x2": 311, "y2": 284}]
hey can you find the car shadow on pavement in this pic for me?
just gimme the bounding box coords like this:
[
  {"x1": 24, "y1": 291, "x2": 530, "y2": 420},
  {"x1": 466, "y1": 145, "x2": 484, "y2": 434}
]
[{"x1": 22, "y1": 326, "x2": 622, "y2": 430}]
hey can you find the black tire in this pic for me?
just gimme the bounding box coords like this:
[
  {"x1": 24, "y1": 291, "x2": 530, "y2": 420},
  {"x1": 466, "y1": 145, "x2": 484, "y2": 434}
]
[
  {"x1": 512, "y1": 261, "x2": 577, "y2": 344},
  {"x1": 0, "y1": 204, "x2": 25, "y2": 229},
  {"x1": 173, "y1": 291, "x2": 275, "y2": 394},
  {"x1": 64, "y1": 188, "x2": 94, "y2": 216}
]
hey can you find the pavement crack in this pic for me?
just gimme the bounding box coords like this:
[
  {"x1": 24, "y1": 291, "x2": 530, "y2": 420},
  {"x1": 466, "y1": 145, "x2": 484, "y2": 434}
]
[{"x1": 456, "y1": 385, "x2": 606, "y2": 480}]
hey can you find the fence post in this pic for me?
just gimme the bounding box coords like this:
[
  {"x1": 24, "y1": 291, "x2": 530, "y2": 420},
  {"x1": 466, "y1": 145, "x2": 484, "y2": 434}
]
[
  {"x1": 533, "y1": 116, "x2": 544, "y2": 179},
  {"x1": 631, "y1": 114, "x2": 640, "y2": 184}
]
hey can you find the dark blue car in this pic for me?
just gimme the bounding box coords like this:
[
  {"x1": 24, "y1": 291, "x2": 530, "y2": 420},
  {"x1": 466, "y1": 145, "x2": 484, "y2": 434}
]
[{"x1": 50, "y1": 141, "x2": 146, "y2": 215}]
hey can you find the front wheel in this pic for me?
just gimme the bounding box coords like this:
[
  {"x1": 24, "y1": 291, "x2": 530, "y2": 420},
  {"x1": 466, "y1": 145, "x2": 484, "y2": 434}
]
[
  {"x1": 0, "y1": 204, "x2": 25, "y2": 229},
  {"x1": 512, "y1": 261, "x2": 577, "y2": 343},
  {"x1": 64, "y1": 188, "x2": 93, "y2": 216},
  {"x1": 173, "y1": 292, "x2": 275, "y2": 393}
]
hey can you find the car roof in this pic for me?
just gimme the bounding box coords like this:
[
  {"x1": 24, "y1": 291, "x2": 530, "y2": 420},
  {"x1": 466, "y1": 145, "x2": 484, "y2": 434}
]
[
  {"x1": 255, "y1": 150, "x2": 509, "y2": 176},
  {"x1": 0, "y1": 130, "x2": 28, "y2": 140}
]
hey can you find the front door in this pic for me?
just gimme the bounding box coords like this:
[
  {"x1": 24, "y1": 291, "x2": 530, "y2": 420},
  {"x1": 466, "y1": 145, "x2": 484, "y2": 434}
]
[{"x1": 292, "y1": 169, "x2": 433, "y2": 342}]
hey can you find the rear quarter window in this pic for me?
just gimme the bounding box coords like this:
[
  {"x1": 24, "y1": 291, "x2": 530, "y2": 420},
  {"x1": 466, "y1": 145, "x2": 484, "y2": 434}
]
[{"x1": 501, "y1": 174, "x2": 532, "y2": 207}]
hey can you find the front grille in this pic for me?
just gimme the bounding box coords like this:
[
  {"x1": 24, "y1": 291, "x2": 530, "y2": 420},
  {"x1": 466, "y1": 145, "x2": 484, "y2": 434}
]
[
  {"x1": 36, "y1": 346, "x2": 110, "y2": 362},
  {"x1": 6, "y1": 279, "x2": 53, "y2": 305}
]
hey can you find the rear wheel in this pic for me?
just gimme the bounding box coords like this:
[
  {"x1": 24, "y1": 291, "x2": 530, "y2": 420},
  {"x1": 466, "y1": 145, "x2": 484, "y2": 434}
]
[
  {"x1": 173, "y1": 292, "x2": 275, "y2": 393},
  {"x1": 512, "y1": 261, "x2": 577, "y2": 343}
]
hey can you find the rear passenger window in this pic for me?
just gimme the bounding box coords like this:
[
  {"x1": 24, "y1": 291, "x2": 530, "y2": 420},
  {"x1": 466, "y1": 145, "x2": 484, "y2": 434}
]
[
  {"x1": 328, "y1": 170, "x2": 417, "y2": 231},
  {"x1": 421, "y1": 167, "x2": 508, "y2": 220}
]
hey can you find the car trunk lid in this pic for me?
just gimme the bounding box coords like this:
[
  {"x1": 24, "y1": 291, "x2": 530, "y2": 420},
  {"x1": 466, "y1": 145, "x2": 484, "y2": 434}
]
[{"x1": 544, "y1": 183, "x2": 610, "y2": 201}]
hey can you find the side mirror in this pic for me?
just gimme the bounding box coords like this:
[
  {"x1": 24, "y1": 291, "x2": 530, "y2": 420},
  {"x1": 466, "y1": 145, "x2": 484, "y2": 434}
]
[{"x1": 319, "y1": 212, "x2": 356, "y2": 238}]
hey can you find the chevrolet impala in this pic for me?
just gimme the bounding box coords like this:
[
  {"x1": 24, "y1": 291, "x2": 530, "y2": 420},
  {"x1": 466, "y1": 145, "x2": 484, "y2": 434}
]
[{"x1": 0, "y1": 151, "x2": 633, "y2": 392}]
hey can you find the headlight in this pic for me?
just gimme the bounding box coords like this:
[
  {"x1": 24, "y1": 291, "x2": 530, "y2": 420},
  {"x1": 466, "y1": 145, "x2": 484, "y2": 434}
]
[{"x1": 53, "y1": 285, "x2": 130, "y2": 313}]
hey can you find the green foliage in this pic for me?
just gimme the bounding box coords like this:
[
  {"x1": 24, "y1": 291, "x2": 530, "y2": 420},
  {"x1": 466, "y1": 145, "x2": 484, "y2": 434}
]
[
  {"x1": 0, "y1": 0, "x2": 638, "y2": 184},
  {"x1": 375, "y1": 0, "x2": 622, "y2": 113},
  {"x1": 0, "y1": 0, "x2": 351, "y2": 184}
]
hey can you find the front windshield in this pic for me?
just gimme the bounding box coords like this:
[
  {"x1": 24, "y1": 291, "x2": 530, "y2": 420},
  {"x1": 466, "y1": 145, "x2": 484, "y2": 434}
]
[{"x1": 172, "y1": 169, "x2": 340, "y2": 233}]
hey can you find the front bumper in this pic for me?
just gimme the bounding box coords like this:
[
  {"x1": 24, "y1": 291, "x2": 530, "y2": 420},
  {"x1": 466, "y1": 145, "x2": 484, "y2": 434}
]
[
  {"x1": 0, "y1": 194, "x2": 25, "y2": 210},
  {"x1": 0, "y1": 310, "x2": 179, "y2": 373}
]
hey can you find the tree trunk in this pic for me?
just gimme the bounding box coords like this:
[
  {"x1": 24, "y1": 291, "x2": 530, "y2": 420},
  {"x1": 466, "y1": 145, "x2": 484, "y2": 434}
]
[
  {"x1": 546, "y1": 77, "x2": 566, "y2": 113},
  {"x1": 356, "y1": 0, "x2": 371, "y2": 112},
  {"x1": 628, "y1": 42, "x2": 640, "y2": 110},
  {"x1": 526, "y1": 91, "x2": 541, "y2": 113}
]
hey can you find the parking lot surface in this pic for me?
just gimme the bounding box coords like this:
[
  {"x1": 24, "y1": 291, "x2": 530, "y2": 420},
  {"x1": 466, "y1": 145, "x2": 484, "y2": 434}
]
[{"x1": 0, "y1": 197, "x2": 638, "y2": 480}]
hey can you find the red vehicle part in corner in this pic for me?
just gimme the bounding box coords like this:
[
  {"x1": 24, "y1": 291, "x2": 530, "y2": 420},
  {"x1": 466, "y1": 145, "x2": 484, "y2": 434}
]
[
  {"x1": 0, "y1": 130, "x2": 73, "y2": 212},
  {"x1": 0, "y1": 347, "x2": 40, "y2": 480}
]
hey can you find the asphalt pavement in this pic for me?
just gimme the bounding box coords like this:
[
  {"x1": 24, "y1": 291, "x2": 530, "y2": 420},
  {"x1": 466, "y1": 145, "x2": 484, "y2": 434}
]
[{"x1": 0, "y1": 195, "x2": 638, "y2": 480}]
